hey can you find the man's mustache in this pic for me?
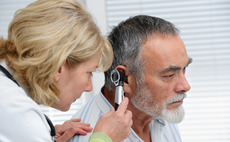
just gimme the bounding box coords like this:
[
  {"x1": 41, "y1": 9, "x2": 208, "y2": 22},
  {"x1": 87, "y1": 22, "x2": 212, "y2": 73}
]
[{"x1": 166, "y1": 93, "x2": 187, "y2": 105}]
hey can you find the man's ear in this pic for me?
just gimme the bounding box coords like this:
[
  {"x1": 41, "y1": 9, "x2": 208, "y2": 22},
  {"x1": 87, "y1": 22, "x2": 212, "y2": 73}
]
[
  {"x1": 53, "y1": 61, "x2": 66, "y2": 82},
  {"x1": 115, "y1": 65, "x2": 135, "y2": 95}
]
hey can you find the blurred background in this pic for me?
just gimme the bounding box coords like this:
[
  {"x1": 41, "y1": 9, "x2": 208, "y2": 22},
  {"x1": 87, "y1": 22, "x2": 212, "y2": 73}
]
[{"x1": 1, "y1": 0, "x2": 230, "y2": 141}]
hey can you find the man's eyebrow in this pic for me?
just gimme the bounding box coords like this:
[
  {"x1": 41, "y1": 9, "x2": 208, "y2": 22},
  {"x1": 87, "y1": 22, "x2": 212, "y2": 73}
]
[
  {"x1": 160, "y1": 66, "x2": 181, "y2": 74},
  {"x1": 160, "y1": 57, "x2": 193, "y2": 74},
  {"x1": 187, "y1": 57, "x2": 193, "y2": 67}
]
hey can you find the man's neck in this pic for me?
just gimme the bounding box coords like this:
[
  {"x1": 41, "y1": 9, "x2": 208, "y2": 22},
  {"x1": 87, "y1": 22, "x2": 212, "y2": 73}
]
[
  {"x1": 102, "y1": 87, "x2": 153, "y2": 142},
  {"x1": 129, "y1": 101, "x2": 153, "y2": 142}
]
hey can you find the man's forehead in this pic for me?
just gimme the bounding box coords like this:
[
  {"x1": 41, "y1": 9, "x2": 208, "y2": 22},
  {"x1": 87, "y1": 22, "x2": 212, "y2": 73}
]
[
  {"x1": 142, "y1": 34, "x2": 183, "y2": 52},
  {"x1": 141, "y1": 34, "x2": 189, "y2": 63}
]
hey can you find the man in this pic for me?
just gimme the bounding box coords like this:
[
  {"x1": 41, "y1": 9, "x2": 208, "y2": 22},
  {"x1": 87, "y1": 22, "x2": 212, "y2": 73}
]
[{"x1": 70, "y1": 15, "x2": 192, "y2": 142}]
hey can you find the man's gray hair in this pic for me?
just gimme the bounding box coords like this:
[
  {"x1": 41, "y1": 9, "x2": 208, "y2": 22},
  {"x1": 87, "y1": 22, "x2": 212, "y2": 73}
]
[{"x1": 104, "y1": 15, "x2": 179, "y2": 90}]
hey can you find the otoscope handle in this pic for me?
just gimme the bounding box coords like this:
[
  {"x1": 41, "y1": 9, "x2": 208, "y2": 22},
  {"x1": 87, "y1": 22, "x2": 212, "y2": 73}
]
[{"x1": 115, "y1": 85, "x2": 125, "y2": 110}]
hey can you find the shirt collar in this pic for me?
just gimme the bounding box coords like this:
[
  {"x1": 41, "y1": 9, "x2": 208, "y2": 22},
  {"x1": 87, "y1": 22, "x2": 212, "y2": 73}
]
[
  {"x1": 155, "y1": 119, "x2": 166, "y2": 126},
  {"x1": 96, "y1": 91, "x2": 113, "y2": 114}
]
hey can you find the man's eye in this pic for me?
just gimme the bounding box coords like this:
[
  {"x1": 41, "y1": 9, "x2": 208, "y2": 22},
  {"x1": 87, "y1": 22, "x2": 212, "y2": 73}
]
[
  {"x1": 183, "y1": 67, "x2": 187, "y2": 73},
  {"x1": 164, "y1": 74, "x2": 174, "y2": 78}
]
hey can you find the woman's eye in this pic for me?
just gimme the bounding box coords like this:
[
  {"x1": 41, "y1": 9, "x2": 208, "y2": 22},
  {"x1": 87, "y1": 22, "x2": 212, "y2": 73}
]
[{"x1": 88, "y1": 72, "x2": 93, "y2": 77}]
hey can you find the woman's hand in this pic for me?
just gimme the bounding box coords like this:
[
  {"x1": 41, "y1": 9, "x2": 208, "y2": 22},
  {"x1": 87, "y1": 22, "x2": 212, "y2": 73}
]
[
  {"x1": 55, "y1": 118, "x2": 93, "y2": 142},
  {"x1": 93, "y1": 97, "x2": 133, "y2": 142}
]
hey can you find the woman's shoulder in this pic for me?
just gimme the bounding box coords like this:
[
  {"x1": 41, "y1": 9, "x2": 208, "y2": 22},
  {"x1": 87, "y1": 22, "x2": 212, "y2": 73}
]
[
  {"x1": 0, "y1": 72, "x2": 33, "y2": 105},
  {"x1": 0, "y1": 74, "x2": 51, "y2": 141}
]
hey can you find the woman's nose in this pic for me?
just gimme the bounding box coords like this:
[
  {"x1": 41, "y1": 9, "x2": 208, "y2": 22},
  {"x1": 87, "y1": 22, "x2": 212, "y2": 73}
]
[{"x1": 84, "y1": 79, "x2": 93, "y2": 92}]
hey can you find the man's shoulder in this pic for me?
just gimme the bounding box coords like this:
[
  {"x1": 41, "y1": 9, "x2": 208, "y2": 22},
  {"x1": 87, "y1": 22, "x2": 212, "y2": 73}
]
[
  {"x1": 71, "y1": 94, "x2": 100, "y2": 119},
  {"x1": 70, "y1": 93, "x2": 105, "y2": 142}
]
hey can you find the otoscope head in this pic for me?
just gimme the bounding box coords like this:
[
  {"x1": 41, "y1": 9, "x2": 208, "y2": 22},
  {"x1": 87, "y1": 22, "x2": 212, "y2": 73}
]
[{"x1": 110, "y1": 69, "x2": 127, "y2": 86}]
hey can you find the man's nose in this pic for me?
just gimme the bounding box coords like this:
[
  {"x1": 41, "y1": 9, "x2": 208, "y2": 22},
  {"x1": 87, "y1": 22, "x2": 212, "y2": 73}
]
[{"x1": 175, "y1": 74, "x2": 191, "y2": 93}]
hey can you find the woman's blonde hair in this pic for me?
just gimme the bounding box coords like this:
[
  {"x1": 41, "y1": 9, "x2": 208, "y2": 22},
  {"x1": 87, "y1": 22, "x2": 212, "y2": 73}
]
[{"x1": 0, "y1": 0, "x2": 113, "y2": 106}]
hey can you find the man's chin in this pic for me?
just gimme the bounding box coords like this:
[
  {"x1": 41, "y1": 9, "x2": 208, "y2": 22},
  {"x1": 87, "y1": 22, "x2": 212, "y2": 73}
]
[{"x1": 159, "y1": 105, "x2": 185, "y2": 123}]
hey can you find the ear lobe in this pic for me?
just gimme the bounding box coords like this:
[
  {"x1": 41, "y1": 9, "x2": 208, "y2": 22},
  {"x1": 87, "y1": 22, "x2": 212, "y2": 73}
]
[
  {"x1": 123, "y1": 73, "x2": 136, "y2": 95},
  {"x1": 53, "y1": 71, "x2": 61, "y2": 82}
]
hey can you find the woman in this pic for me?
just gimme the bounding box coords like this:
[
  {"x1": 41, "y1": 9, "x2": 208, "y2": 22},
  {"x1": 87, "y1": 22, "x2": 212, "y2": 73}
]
[{"x1": 0, "y1": 0, "x2": 132, "y2": 141}]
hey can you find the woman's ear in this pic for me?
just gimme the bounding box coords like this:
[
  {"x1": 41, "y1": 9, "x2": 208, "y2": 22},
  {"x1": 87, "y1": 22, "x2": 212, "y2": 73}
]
[
  {"x1": 53, "y1": 70, "x2": 61, "y2": 82},
  {"x1": 53, "y1": 61, "x2": 66, "y2": 82}
]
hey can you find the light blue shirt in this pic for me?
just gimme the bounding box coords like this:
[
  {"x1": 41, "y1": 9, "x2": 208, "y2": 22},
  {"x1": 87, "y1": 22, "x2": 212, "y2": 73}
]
[{"x1": 70, "y1": 92, "x2": 182, "y2": 142}]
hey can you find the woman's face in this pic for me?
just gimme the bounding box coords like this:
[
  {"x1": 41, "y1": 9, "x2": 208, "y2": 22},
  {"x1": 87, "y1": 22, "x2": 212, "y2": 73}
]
[{"x1": 52, "y1": 53, "x2": 100, "y2": 111}]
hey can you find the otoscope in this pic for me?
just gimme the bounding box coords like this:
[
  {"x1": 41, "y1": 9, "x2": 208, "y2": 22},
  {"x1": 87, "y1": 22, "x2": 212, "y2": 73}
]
[{"x1": 110, "y1": 69, "x2": 127, "y2": 110}]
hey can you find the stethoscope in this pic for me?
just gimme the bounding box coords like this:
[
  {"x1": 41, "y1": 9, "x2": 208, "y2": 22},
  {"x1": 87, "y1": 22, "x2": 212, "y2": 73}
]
[{"x1": 0, "y1": 65, "x2": 56, "y2": 142}]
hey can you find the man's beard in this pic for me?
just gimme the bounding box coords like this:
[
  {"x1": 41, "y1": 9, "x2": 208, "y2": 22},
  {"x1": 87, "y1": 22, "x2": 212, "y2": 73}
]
[{"x1": 131, "y1": 78, "x2": 186, "y2": 123}]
